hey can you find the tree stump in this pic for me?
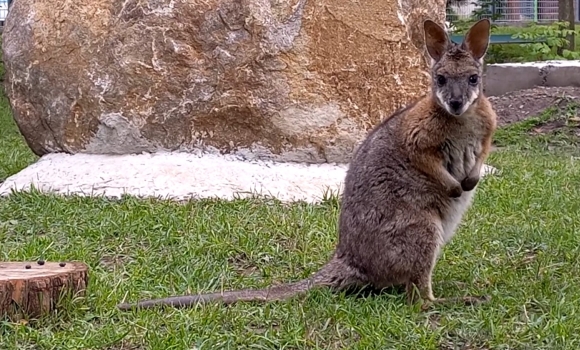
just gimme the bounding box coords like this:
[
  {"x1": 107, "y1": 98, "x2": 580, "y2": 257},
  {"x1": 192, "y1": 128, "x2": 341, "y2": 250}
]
[{"x1": 0, "y1": 261, "x2": 89, "y2": 320}]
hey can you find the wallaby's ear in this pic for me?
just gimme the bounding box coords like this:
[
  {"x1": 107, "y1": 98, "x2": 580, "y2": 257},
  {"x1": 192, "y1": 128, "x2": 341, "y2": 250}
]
[
  {"x1": 461, "y1": 19, "x2": 491, "y2": 60},
  {"x1": 423, "y1": 19, "x2": 449, "y2": 62}
]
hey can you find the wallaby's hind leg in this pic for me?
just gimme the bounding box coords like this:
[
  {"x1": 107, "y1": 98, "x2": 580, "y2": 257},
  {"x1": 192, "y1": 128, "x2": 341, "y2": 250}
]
[
  {"x1": 403, "y1": 222, "x2": 441, "y2": 306},
  {"x1": 405, "y1": 265, "x2": 490, "y2": 310},
  {"x1": 405, "y1": 251, "x2": 438, "y2": 307},
  {"x1": 403, "y1": 223, "x2": 490, "y2": 310}
]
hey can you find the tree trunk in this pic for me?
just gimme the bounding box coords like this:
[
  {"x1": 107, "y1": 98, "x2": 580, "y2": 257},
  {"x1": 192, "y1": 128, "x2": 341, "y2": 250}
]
[
  {"x1": 0, "y1": 261, "x2": 89, "y2": 321},
  {"x1": 558, "y1": 0, "x2": 576, "y2": 54}
]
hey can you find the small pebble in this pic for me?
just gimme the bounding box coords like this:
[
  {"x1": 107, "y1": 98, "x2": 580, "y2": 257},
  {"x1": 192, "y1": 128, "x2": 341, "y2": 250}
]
[
  {"x1": 37, "y1": 260, "x2": 45, "y2": 265},
  {"x1": 25, "y1": 265, "x2": 31, "y2": 269},
  {"x1": 59, "y1": 262, "x2": 66, "y2": 267}
]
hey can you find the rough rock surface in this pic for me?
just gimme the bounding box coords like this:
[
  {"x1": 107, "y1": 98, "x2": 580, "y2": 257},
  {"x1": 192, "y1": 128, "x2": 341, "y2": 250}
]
[{"x1": 3, "y1": 0, "x2": 445, "y2": 163}]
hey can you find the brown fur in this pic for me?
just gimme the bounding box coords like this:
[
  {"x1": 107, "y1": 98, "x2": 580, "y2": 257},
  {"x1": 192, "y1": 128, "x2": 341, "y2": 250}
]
[
  {"x1": 403, "y1": 96, "x2": 495, "y2": 198},
  {"x1": 117, "y1": 19, "x2": 497, "y2": 311}
]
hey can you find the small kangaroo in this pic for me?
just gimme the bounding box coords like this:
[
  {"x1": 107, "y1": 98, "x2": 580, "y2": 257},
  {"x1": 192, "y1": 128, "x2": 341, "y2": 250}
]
[{"x1": 117, "y1": 19, "x2": 497, "y2": 311}]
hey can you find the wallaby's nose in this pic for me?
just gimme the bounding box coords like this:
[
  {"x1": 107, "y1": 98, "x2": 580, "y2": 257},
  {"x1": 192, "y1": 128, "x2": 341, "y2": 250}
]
[{"x1": 449, "y1": 98, "x2": 463, "y2": 112}]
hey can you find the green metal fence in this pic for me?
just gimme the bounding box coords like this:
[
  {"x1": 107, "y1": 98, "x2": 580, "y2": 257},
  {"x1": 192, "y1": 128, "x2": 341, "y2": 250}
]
[{"x1": 446, "y1": 0, "x2": 560, "y2": 24}]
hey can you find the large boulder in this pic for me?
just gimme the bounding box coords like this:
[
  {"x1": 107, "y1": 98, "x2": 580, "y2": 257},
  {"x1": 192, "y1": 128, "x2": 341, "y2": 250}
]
[{"x1": 3, "y1": 0, "x2": 445, "y2": 163}]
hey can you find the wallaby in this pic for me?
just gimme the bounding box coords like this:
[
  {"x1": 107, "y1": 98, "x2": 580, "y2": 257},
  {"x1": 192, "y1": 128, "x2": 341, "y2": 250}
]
[{"x1": 117, "y1": 18, "x2": 497, "y2": 311}]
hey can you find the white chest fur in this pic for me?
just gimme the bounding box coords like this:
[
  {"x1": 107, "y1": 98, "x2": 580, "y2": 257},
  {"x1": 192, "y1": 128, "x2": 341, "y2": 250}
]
[{"x1": 440, "y1": 188, "x2": 476, "y2": 243}]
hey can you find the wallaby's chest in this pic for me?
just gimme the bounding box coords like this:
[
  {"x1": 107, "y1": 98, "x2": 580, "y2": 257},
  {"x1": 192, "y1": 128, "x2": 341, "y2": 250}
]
[{"x1": 441, "y1": 120, "x2": 486, "y2": 181}]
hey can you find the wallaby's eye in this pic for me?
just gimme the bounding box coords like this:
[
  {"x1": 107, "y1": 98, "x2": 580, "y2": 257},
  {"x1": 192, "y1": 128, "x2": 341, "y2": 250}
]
[
  {"x1": 436, "y1": 75, "x2": 447, "y2": 86},
  {"x1": 468, "y1": 74, "x2": 479, "y2": 85}
]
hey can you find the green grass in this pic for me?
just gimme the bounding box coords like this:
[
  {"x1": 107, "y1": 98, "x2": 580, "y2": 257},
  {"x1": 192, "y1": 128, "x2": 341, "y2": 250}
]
[
  {"x1": 1, "y1": 88, "x2": 580, "y2": 348},
  {"x1": 0, "y1": 93, "x2": 37, "y2": 182},
  {"x1": 0, "y1": 39, "x2": 38, "y2": 181}
]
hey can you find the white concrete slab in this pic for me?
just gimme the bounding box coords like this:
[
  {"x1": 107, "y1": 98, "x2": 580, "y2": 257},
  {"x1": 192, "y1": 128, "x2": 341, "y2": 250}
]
[
  {"x1": 491, "y1": 60, "x2": 580, "y2": 68},
  {"x1": 0, "y1": 151, "x2": 498, "y2": 204}
]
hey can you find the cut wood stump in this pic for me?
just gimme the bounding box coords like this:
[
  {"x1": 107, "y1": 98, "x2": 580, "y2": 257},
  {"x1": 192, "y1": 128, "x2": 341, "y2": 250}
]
[{"x1": 0, "y1": 261, "x2": 89, "y2": 320}]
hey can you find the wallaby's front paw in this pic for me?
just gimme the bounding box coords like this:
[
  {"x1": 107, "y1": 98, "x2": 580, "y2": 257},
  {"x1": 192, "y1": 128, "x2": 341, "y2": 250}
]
[
  {"x1": 461, "y1": 176, "x2": 480, "y2": 192},
  {"x1": 449, "y1": 184, "x2": 463, "y2": 198}
]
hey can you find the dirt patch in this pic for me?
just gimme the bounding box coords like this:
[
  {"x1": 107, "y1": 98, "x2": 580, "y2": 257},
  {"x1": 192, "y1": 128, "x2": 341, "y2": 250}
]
[
  {"x1": 530, "y1": 119, "x2": 568, "y2": 134},
  {"x1": 439, "y1": 339, "x2": 490, "y2": 350},
  {"x1": 228, "y1": 251, "x2": 259, "y2": 277},
  {"x1": 428, "y1": 312, "x2": 442, "y2": 330},
  {"x1": 103, "y1": 340, "x2": 144, "y2": 350},
  {"x1": 530, "y1": 116, "x2": 580, "y2": 137},
  {"x1": 489, "y1": 86, "x2": 580, "y2": 127},
  {"x1": 99, "y1": 254, "x2": 131, "y2": 272}
]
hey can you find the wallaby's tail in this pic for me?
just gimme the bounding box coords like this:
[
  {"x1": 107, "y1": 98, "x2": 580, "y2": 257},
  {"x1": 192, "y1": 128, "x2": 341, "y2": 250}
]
[
  {"x1": 117, "y1": 257, "x2": 358, "y2": 311},
  {"x1": 117, "y1": 278, "x2": 317, "y2": 311}
]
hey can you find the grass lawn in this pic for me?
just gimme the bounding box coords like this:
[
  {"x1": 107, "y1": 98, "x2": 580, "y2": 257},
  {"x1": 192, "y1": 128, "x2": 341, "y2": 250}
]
[{"x1": 1, "y1": 89, "x2": 580, "y2": 347}]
